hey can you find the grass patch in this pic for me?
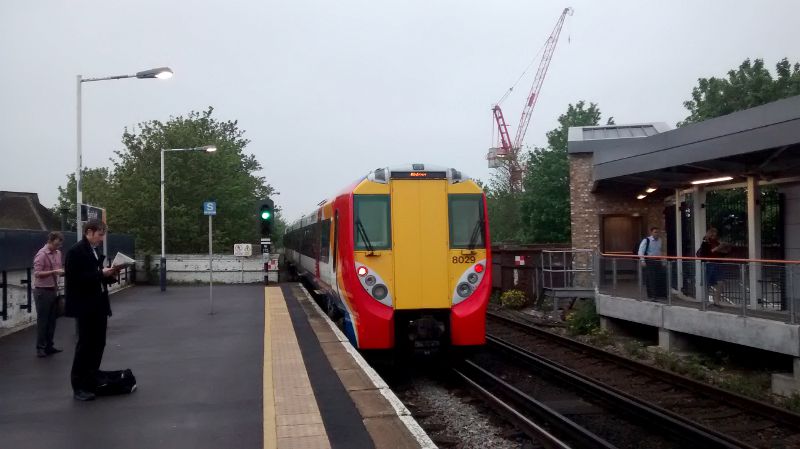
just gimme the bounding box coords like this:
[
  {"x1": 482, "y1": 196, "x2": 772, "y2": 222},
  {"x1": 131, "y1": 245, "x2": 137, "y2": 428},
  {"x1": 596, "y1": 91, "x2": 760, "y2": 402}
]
[
  {"x1": 783, "y1": 394, "x2": 800, "y2": 413},
  {"x1": 652, "y1": 351, "x2": 708, "y2": 382},
  {"x1": 565, "y1": 300, "x2": 600, "y2": 336},
  {"x1": 624, "y1": 340, "x2": 648, "y2": 360},
  {"x1": 717, "y1": 373, "x2": 771, "y2": 399},
  {"x1": 587, "y1": 328, "x2": 614, "y2": 347}
]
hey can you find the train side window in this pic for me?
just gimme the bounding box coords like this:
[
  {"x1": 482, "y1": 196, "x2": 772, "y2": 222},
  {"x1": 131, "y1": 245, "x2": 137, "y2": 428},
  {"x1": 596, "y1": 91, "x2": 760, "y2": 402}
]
[
  {"x1": 320, "y1": 219, "x2": 331, "y2": 263},
  {"x1": 448, "y1": 194, "x2": 485, "y2": 249},
  {"x1": 354, "y1": 195, "x2": 391, "y2": 250},
  {"x1": 332, "y1": 212, "x2": 338, "y2": 272}
]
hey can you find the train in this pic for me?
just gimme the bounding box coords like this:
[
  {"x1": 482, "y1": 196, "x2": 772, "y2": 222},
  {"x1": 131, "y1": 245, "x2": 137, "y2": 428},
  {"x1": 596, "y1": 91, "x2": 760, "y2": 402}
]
[{"x1": 284, "y1": 164, "x2": 491, "y2": 352}]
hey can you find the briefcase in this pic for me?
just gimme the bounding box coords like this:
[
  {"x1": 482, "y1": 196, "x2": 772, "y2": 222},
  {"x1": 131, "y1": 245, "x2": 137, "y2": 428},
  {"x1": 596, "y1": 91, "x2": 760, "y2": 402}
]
[{"x1": 95, "y1": 369, "x2": 137, "y2": 396}]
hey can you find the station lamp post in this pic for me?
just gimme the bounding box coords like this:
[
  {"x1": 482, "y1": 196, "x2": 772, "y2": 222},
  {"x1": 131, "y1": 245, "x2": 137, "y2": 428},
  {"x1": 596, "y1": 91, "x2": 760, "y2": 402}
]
[
  {"x1": 160, "y1": 145, "x2": 217, "y2": 291},
  {"x1": 75, "y1": 67, "x2": 174, "y2": 237}
]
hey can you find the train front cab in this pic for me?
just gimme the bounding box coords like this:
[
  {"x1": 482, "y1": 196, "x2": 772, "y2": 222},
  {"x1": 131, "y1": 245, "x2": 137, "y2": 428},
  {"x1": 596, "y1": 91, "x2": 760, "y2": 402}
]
[{"x1": 348, "y1": 167, "x2": 491, "y2": 351}]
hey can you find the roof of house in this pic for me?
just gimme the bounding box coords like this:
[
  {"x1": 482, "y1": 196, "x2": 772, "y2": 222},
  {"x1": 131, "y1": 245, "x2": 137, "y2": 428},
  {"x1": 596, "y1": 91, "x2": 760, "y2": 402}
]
[{"x1": 0, "y1": 192, "x2": 61, "y2": 231}]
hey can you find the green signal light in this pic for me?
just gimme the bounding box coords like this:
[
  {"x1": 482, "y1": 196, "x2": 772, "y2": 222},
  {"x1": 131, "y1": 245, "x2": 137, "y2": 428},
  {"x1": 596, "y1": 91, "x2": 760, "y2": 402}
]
[{"x1": 261, "y1": 211, "x2": 271, "y2": 220}]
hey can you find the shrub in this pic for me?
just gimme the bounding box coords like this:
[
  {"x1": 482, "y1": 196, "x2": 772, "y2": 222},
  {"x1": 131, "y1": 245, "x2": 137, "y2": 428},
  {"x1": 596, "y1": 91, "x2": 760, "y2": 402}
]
[
  {"x1": 500, "y1": 290, "x2": 528, "y2": 309},
  {"x1": 565, "y1": 299, "x2": 600, "y2": 336},
  {"x1": 587, "y1": 327, "x2": 613, "y2": 347},
  {"x1": 624, "y1": 340, "x2": 648, "y2": 360}
]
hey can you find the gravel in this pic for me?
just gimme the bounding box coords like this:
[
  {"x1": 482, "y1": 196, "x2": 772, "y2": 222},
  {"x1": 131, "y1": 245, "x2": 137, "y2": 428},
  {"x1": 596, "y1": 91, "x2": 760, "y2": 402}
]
[{"x1": 396, "y1": 378, "x2": 536, "y2": 449}]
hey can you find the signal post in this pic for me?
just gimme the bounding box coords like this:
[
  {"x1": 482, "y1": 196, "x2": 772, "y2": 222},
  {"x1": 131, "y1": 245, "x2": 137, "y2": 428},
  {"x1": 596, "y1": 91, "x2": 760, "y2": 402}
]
[{"x1": 258, "y1": 198, "x2": 278, "y2": 284}]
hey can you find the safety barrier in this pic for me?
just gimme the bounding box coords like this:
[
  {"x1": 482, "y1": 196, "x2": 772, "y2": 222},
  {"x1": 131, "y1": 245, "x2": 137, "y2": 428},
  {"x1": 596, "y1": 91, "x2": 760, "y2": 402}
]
[{"x1": 597, "y1": 253, "x2": 800, "y2": 324}]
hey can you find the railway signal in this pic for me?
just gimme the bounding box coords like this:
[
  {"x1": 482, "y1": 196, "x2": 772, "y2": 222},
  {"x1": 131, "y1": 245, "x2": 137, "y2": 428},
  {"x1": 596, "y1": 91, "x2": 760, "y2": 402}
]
[{"x1": 258, "y1": 198, "x2": 274, "y2": 237}]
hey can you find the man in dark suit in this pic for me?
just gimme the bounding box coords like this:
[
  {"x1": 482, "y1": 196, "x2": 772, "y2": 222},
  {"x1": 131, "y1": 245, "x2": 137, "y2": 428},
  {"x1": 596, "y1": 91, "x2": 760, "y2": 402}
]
[{"x1": 65, "y1": 220, "x2": 120, "y2": 401}]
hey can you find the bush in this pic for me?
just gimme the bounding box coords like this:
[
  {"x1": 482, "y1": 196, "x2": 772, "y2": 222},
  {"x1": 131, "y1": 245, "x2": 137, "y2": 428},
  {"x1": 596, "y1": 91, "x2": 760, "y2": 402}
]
[
  {"x1": 587, "y1": 327, "x2": 613, "y2": 347},
  {"x1": 565, "y1": 300, "x2": 600, "y2": 336},
  {"x1": 500, "y1": 290, "x2": 528, "y2": 309},
  {"x1": 624, "y1": 340, "x2": 648, "y2": 360}
]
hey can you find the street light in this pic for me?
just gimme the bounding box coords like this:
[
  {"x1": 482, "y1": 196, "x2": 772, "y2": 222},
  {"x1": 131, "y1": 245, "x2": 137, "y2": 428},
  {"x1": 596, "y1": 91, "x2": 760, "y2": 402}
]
[
  {"x1": 75, "y1": 66, "x2": 173, "y2": 239},
  {"x1": 160, "y1": 145, "x2": 216, "y2": 291}
]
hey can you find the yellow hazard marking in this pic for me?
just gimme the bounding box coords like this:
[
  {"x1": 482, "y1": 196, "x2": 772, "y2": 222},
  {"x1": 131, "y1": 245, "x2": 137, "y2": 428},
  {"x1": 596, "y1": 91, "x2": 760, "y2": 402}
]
[{"x1": 263, "y1": 287, "x2": 277, "y2": 449}]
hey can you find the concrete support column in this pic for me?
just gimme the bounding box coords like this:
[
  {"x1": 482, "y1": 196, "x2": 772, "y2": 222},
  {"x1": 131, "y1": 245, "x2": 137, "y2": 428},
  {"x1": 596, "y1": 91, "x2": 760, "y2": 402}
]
[
  {"x1": 675, "y1": 190, "x2": 684, "y2": 289},
  {"x1": 772, "y1": 357, "x2": 800, "y2": 397},
  {"x1": 692, "y1": 186, "x2": 706, "y2": 301},
  {"x1": 658, "y1": 328, "x2": 690, "y2": 352},
  {"x1": 747, "y1": 176, "x2": 762, "y2": 308}
]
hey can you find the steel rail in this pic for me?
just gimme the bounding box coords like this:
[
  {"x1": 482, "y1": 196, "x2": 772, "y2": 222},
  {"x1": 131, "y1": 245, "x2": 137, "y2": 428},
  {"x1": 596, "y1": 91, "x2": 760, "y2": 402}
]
[
  {"x1": 453, "y1": 361, "x2": 610, "y2": 449},
  {"x1": 486, "y1": 334, "x2": 747, "y2": 449},
  {"x1": 487, "y1": 310, "x2": 800, "y2": 430}
]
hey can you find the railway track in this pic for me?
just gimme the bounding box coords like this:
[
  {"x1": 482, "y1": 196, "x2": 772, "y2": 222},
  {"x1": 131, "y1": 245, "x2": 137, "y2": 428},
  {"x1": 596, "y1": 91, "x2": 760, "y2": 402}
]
[{"x1": 486, "y1": 310, "x2": 800, "y2": 448}]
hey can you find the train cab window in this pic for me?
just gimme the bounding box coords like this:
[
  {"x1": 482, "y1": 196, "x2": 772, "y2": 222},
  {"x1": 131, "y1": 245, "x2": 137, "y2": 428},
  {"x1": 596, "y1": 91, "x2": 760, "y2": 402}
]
[
  {"x1": 354, "y1": 195, "x2": 391, "y2": 251},
  {"x1": 448, "y1": 194, "x2": 485, "y2": 249}
]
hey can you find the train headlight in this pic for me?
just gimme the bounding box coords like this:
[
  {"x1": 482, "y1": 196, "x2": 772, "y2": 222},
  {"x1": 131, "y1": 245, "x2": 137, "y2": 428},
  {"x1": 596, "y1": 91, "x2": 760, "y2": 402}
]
[
  {"x1": 364, "y1": 275, "x2": 377, "y2": 287},
  {"x1": 457, "y1": 282, "x2": 472, "y2": 298},
  {"x1": 467, "y1": 273, "x2": 479, "y2": 284},
  {"x1": 357, "y1": 266, "x2": 368, "y2": 277},
  {"x1": 372, "y1": 284, "x2": 388, "y2": 300}
]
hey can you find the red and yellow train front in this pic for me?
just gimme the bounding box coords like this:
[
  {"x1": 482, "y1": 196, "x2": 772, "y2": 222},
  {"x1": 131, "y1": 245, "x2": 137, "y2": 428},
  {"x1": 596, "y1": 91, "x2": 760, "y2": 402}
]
[{"x1": 338, "y1": 167, "x2": 491, "y2": 350}]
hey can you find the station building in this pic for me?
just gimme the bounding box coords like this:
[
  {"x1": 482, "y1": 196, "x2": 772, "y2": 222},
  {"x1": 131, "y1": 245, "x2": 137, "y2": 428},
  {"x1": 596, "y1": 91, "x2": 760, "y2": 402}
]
[{"x1": 567, "y1": 95, "x2": 800, "y2": 395}]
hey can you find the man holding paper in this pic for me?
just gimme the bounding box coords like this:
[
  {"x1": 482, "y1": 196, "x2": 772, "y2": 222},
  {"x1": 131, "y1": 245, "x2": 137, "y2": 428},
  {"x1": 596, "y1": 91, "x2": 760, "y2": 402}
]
[{"x1": 64, "y1": 220, "x2": 121, "y2": 401}]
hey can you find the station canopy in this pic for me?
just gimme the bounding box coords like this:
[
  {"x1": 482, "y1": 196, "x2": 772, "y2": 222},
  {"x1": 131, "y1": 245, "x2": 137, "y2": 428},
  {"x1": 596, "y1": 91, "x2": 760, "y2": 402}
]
[{"x1": 568, "y1": 95, "x2": 800, "y2": 194}]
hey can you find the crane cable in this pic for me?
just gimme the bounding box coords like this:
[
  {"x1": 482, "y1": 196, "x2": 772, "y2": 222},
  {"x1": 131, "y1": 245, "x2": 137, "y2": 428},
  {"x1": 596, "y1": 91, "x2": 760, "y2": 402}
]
[
  {"x1": 495, "y1": 12, "x2": 573, "y2": 107},
  {"x1": 495, "y1": 38, "x2": 549, "y2": 106}
]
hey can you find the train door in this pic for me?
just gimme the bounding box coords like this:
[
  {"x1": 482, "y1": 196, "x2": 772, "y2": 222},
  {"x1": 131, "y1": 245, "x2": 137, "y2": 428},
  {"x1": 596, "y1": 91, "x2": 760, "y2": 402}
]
[{"x1": 390, "y1": 180, "x2": 450, "y2": 309}]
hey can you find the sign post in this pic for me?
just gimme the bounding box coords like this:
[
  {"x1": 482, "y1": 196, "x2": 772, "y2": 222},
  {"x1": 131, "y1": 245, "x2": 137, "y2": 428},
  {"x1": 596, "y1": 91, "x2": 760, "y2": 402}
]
[
  {"x1": 204, "y1": 201, "x2": 217, "y2": 314},
  {"x1": 234, "y1": 244, "x2": 252, "y2": 283}
]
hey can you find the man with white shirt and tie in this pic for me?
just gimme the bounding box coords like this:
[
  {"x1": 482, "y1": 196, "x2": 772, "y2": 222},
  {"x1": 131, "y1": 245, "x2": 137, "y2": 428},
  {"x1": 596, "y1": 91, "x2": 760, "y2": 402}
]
[
  {"x1": 64, "y1": 220, "x2": 120, "y2": 401},
  {"x1": 638, "y1": 227, "x2": 666, "y2": 300}
]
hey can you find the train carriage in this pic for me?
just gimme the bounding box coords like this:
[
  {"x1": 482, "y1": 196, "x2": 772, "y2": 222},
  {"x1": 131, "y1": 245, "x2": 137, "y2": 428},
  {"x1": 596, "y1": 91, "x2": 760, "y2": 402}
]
[{"x1": 285, "y1": 164, "x2": 491, "y2": 351}]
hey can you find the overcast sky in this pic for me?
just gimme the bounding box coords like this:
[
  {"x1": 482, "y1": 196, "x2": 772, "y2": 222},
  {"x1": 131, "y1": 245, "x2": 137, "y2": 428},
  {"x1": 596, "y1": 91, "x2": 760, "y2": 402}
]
[{"x1": 2, "y1": 0, "x2": 799, "y2": 221}]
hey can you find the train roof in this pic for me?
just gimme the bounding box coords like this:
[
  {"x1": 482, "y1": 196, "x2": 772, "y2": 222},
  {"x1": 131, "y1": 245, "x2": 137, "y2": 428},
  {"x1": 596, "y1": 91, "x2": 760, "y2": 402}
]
[{"x1": 286, "y1": 163, "x2": 474, "y2": 230}]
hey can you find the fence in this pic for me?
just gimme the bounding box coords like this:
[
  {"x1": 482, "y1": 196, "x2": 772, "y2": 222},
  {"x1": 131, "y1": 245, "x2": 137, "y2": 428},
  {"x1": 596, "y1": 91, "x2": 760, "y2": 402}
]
[
  {"x1": 491, "y1": 244, "x2": 570, "y2": 299},
  {"x1": 597, "y1": 253, "x2": 800, "y2": 324},
  {"x1": 0, "y1": 229, "x2": 136, "y2": 325},
  {"x1": 0, "y1": 230, "x2": 135, "y2": 271}
]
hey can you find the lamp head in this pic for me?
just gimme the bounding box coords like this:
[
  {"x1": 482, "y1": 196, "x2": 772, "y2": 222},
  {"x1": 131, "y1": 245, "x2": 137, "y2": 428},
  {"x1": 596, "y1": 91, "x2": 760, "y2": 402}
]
[
  {"x1": 203, "y1": 145, "x2": 217, "y2": 153},
  {"x1": 136, "y1": 67, "x2": 174, "y2": 80}
]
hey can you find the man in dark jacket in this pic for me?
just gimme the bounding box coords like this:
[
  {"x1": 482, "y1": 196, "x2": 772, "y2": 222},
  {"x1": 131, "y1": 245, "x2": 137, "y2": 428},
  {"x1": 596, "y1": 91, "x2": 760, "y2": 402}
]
[{"x1": 65, "y1": 220, "x2": 119, "y2": 401}]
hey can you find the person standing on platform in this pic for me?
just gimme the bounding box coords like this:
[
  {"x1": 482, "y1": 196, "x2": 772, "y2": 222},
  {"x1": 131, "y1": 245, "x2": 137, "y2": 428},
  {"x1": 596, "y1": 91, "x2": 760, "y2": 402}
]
[
  {"x1": 65, "y1": 220, "x2": 120, "y2": 401},
  {"x1": 638, "y1": 227, "x2": 665, "y2": 300},
  {"x1": 33, "y1": 231, "x2": 65, "y2": 358},
  {"x1": 696, "y1": 227, "x2": 730, "y2": 305}
]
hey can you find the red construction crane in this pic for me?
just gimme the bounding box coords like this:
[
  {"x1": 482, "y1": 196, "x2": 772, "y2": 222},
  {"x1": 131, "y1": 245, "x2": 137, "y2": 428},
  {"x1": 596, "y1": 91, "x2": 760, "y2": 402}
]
[{"x1": 489, "y1": 7, "x2": 573, "y2": 190}]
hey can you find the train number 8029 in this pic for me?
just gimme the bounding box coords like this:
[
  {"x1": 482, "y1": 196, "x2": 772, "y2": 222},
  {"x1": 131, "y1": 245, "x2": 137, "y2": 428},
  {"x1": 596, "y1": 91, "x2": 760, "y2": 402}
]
[{"x1": 452, "y1": 255, "x2": 476, "y2": 264}]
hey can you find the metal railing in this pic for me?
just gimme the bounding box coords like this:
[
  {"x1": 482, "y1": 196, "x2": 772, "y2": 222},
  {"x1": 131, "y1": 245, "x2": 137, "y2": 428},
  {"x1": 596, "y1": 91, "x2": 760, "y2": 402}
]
[
  {"x1": 541, "y1": 249, "x2": 594, "y2": 291},
  {"x1": 597, "y1": 254, "x2": 800, "y2": 323}
]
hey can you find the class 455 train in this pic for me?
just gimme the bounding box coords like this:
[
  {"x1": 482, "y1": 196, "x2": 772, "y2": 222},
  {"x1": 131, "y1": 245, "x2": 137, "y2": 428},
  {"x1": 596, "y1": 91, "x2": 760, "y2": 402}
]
[{"x1": 285, "y1": 164, "x2": 491, "y2": 353}]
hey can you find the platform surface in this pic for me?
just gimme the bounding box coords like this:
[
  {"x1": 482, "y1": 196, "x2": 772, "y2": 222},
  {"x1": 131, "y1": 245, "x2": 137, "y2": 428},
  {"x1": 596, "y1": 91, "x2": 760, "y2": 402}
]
[{"x1": 0, "y1": 284, "x2": 428, "y2": 449}]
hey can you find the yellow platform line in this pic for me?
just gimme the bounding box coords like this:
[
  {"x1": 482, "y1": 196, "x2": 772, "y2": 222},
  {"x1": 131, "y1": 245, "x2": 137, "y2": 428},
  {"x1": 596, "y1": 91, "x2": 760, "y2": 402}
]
[
  {"x1": 264, "y1": 287, "x2": 277, "y2": 449},
  {"x1": 265, "y1": 286, "x2": 331, "y2": 449}
]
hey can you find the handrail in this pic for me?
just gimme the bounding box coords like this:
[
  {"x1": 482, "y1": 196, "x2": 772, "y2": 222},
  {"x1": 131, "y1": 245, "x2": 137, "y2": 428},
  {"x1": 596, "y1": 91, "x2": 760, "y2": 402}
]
[{"x1": 601, "y1": 253, "x2": 800, "y2": 265}]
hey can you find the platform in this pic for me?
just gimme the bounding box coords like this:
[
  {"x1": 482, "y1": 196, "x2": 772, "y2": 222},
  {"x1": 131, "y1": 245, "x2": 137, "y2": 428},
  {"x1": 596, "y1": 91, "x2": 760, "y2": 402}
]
[{"x1": 0, "y1": 284, "x2": 432, "y2": 449}]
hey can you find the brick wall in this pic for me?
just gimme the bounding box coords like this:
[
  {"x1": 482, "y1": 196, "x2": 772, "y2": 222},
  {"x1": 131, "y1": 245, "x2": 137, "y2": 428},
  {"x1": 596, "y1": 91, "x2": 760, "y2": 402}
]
[{"x1": 569, "y1": 153, "x2": 666, "y2": 252}]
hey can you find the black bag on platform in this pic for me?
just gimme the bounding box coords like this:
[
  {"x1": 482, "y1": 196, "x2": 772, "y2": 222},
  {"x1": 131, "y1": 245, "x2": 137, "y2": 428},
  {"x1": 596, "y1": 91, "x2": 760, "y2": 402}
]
[{"x1": 95, "y1": 369, "x2": 137, "y2": 396}]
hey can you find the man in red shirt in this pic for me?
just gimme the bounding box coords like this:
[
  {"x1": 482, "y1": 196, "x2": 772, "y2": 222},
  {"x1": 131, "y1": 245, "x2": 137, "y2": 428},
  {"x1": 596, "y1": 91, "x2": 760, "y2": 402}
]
[{"x1": 33, "y1": 231, "x2": 65, "y2": 357}]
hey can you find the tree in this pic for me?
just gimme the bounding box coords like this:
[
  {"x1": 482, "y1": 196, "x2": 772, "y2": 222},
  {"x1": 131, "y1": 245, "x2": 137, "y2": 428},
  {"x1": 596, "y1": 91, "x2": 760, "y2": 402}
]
[
  {"x1": 55, "y1": 108, "x2": 276, "y2": 254},
  {"x1": 519, "y1": 101, "x2": 603, "y2": 243},
  {"x1": 54, "y1": 167, "x2": 115, "y2": 230},
  {"x1": 678, "y1": 58, "x2": 800, "y2": 126},
  {"x1": 485, "y1": 170, "x2": 524, "y2": 244}
]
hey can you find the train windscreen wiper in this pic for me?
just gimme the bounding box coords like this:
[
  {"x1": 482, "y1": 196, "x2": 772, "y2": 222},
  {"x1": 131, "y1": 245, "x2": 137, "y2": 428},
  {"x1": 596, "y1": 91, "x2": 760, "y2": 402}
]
[
  {"x1": 467, "y1": 218, "x2": 483, "y2": 250},
  {"x1": 356, "y1": 219, "x2": 375, "y2": 253}
]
